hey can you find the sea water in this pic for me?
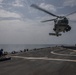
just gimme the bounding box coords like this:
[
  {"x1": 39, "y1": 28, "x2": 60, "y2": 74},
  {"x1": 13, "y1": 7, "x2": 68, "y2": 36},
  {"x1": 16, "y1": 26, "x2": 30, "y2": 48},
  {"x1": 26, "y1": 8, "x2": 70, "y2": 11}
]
[{"x1": 0, "y1": 44, "x2": 55, "y2": 52}]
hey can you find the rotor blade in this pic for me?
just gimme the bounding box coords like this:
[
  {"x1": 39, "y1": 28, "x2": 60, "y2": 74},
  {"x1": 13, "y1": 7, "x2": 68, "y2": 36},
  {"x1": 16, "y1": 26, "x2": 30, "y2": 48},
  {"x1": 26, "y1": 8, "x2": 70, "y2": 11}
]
[
  {"x1": 66, "y1": 11, "x2": 76, "y2": 16},
  {"x1": 31, "y1": 4, "x2": 59, "y2": 18},
  {"x1": 41, "y1": 19, "x2": 55, "y2": 22},
  {"x1": 70, "y1": 20, "x2": 76, "y2": 23}
]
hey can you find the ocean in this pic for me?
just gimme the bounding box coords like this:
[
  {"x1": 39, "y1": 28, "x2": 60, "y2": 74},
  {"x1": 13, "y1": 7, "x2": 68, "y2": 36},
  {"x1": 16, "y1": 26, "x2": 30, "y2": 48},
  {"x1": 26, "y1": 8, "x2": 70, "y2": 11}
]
[{"x1": 0, "y1": 44, "x2": 56, "y2": 52}]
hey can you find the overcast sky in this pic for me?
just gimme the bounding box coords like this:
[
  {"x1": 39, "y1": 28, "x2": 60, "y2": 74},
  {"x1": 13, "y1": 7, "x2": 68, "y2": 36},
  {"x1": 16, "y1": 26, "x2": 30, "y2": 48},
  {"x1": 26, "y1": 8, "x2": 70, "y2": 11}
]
[{"x1": 0, "y1": 0, "x2": 76, "y2": 44}]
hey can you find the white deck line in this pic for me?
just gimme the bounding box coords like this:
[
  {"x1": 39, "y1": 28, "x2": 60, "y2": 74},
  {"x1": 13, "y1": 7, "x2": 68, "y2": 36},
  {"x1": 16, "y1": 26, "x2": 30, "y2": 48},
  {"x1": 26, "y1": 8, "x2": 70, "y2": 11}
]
[
  {"x1": 11, "y1": 56, "x2": 76, "y2": 62},
  {"x1": 51, "y1": 51, "x2": 76, "y2": 56}
]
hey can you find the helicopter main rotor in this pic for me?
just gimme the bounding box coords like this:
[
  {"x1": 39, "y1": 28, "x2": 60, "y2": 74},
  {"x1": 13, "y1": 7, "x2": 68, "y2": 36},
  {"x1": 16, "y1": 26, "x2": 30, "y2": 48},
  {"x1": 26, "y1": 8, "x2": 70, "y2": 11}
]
[
  {"x1": 41, "y1": 18, "x2": 56, "y2": 22},
  {"x1": 31, "y1": 4, "x2": 76, "y2": 23},
  {"x1": 31, "y1": 4, "x2": 64, "y2": 18}
]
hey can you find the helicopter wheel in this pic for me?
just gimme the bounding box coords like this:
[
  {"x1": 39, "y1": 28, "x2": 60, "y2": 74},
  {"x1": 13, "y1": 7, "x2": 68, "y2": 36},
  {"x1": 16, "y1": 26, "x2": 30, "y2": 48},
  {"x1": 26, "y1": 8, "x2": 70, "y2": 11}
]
[
  {"x1": 53, "y1": 28, "x2": 56, "y2": 31},
  {"x1": 63, "y1": 31, "x2": 65, "y2": 33},
  {"x1": 56, "y1": 34, "x2": 59, "y2": 37}
]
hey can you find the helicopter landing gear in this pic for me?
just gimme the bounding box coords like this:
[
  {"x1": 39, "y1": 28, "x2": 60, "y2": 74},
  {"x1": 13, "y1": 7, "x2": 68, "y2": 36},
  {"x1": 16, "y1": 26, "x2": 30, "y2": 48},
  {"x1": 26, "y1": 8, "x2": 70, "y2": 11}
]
[
  {"x1": 53, "y1": 28, "x2": 56, "y2": 31},
  {"x1": 49, "y1": 33, "x2": 61, "y2": 36},
  {"x1": 63, "y1": 31, "x2": 65, "y2": 33}
]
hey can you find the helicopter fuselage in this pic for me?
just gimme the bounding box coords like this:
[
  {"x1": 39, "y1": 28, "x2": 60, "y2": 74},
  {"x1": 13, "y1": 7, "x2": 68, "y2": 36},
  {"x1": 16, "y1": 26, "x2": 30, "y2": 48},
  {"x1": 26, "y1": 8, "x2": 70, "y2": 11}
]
[{"x1": 53, "y1": 18, "x2": 71, "y2": 36}]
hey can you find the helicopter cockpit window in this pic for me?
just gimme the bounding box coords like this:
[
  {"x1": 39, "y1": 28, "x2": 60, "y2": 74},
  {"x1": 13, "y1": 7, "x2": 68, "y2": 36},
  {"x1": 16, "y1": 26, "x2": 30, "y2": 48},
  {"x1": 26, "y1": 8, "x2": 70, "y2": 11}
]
[
  {"x1": 64, "y1": 19, "x2": 68, "y2": 24},
  {"x1": 62, "y1": 18, "x2": 68, "y2": 24},
  {"x1": 58, "y1": 18, "x2": 68, "y2": 25}
]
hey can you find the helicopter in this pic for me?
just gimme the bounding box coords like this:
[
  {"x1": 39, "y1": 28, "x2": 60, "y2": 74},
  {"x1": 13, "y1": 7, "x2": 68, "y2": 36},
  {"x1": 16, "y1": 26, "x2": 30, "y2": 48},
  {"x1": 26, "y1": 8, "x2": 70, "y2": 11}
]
[{"x1": 31, "y1": 4, "x2": 76, "y2": 37}]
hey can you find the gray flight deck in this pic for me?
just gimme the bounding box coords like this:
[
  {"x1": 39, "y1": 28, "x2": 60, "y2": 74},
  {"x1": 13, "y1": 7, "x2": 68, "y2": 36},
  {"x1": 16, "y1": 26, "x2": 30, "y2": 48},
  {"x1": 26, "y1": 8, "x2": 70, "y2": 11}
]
[{"x1": 0, "y1": 47, "x2": 76, "y2": 75}]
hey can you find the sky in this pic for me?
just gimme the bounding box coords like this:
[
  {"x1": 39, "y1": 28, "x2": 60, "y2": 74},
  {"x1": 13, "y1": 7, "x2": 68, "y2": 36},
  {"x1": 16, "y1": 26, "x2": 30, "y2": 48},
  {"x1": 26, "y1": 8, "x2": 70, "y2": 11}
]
[{"x1": 0, "y1": 0, "x2": 76, "y2": 44}]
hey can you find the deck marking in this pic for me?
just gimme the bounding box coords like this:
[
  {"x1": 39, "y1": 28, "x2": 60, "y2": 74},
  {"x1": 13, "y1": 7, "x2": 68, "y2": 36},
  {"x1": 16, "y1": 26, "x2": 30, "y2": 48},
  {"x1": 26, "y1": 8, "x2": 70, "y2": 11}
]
[
  {"x1": 51, "y1": 51, "x2": 76, "y2": 56},
  {"x1": 11, "y1": 56, "x2": 76, "y2": 62}
]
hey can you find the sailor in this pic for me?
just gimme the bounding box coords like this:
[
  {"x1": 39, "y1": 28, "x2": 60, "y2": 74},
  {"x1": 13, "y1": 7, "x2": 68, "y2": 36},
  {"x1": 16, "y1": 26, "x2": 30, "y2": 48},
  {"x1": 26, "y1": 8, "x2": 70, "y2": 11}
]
[{"x1": 0, "y1": 49, "x2": 3, "y2": 57}]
